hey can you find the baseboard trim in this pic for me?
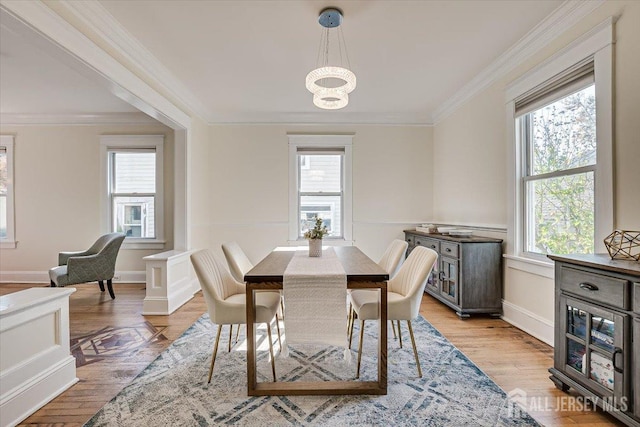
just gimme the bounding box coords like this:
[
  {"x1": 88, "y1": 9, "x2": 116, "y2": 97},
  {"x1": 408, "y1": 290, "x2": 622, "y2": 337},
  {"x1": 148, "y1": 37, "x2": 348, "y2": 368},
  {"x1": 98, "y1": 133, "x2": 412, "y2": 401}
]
[
  {"x1": 0, "y1": 271, "x2": 145, "y2": 284},
  {"x1": 501, "y1": 300, "x2": 554, "y2": 347}
]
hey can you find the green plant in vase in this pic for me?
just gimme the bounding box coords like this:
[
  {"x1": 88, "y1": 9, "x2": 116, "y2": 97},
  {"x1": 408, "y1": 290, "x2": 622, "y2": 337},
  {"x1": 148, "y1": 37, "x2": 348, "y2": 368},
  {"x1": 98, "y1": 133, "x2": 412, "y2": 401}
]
[{"x1": 304, "y1": 216, "x2": 328, "y2": 257}]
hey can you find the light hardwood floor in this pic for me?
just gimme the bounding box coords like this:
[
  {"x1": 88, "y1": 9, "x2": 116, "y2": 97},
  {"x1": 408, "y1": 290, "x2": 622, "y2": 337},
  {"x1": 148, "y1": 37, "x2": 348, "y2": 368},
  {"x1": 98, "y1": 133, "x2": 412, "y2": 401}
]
[{"x1": 0, "y1": 283, "x2": 622, "y2": 426}]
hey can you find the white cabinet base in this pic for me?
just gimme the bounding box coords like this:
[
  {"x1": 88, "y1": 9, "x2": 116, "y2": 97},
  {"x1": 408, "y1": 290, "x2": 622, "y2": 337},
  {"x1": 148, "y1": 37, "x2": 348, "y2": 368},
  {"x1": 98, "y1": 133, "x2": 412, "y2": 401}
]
[
  {"x1": 0, "y1": 288, "x2": 78, "y2": 427},
  {"x1": 142, "y1": 250, "x2": 198, "y2": 315}
]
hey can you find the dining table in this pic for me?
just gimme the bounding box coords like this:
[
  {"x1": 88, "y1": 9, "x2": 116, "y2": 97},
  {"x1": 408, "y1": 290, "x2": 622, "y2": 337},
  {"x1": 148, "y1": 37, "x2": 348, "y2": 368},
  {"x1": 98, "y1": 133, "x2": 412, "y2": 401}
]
[{"x1": 244, "y1": 245, "x2": 389, "y2": 396}]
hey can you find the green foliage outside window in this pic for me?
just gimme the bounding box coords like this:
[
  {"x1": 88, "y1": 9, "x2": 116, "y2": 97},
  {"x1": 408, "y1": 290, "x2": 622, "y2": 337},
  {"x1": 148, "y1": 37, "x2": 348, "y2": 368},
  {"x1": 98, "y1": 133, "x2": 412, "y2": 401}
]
[{"x1": 527, "y1": 85, "x2": 596, "y2": 255}]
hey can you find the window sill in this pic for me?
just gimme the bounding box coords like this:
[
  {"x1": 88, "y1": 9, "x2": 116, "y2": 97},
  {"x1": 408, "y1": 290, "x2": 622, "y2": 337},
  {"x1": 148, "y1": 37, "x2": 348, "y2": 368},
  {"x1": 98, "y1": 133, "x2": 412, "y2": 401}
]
[
  {"x1": 0, "y1": 240, "x2": 17, "y2": 249},
  {"x1": 122, "y1": 239, "x2": 166, "y2": 250},
  {"x1": 503, "y1": 254, "x2": 554, "y2": 279}
]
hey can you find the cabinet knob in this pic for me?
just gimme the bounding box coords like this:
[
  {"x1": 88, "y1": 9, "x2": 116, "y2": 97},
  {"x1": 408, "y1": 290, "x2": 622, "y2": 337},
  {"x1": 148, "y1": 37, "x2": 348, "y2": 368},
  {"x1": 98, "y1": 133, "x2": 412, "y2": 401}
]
[
  {"x1": 431, "y1": 245, "x2": 436, "y2": 249},
  {"x1": 445, "y1": 248, "x2": 451, "y2": 253},
  {"x1": 579, "y1": 282, "x2": 599, "y2": 291}
]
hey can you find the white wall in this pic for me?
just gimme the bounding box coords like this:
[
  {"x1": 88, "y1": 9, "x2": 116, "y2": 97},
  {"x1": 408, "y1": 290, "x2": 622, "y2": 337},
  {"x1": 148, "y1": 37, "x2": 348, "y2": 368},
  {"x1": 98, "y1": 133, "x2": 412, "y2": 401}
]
[
  {"x1": 205, "y1": 124, "x2": 433, "y2": 264},
  {"x1": 0, "y1": 122, "x2": 174, "y2": 281},
  {"x1": 432, "y1": 0, "x2": 640, "y2": 344}
]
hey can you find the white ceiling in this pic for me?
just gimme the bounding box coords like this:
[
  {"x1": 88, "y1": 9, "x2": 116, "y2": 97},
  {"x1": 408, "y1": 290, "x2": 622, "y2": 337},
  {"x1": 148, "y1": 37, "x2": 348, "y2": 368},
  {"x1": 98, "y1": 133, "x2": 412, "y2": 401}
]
[{"x1": 1, "y1": 0, "x2": 566, "y2": 125}]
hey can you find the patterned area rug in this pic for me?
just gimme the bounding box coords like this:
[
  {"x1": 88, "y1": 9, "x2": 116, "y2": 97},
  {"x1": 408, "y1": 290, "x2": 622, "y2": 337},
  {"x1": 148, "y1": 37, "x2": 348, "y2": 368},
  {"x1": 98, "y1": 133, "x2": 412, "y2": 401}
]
[{"x1": 85, "y1": 315, "x2": 539, "y2": 426}]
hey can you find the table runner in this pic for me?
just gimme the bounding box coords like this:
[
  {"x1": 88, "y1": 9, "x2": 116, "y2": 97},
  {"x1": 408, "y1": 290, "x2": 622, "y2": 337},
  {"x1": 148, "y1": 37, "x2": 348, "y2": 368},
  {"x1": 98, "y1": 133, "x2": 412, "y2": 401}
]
[{"x1": 282, "y1": 247, "x2": 349, "y2": 360}]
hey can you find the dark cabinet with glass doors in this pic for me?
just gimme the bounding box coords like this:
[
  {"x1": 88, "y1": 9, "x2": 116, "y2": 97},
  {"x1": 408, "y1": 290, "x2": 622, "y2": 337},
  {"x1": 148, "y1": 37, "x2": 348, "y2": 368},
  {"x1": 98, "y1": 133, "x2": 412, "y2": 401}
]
[
  {"x1": 548, "y1": 254, "x2": 640, "y2": 427},
  {"x1": 404, "y1": 230, "x2": 502, "y2": 318}
]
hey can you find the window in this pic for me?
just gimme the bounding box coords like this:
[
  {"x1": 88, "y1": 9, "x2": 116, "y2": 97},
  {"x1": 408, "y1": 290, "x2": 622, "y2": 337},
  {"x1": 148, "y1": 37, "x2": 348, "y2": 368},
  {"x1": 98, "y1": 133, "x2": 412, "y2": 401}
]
[
  {"x1": 507, "y1": 20, "x2": 613, "y2": 261},
  {"x1": 288, "y1": 135, "x2": 353, "y2": 242},
  {"x1": 518, "y1": 65, "x2": 596, "y2": 255},
  {"x1": 0, "y1": 135, "x2": 16, "y2": 248},
  {"x1": 100, "y1": 135, "x2": 164, "y2": 249}
]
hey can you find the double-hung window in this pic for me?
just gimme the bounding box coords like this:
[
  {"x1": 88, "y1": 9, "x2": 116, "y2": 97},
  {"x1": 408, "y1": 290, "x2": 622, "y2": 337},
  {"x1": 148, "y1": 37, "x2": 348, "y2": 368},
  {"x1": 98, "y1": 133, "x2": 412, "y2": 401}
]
[
  {"x1": 508, "y1": 20, "x2": 614, "y2": 260},
  {"x1": 0, "y1": 135, "x2": 16, "y2": 248},
  {"x1": 100, "y1": 135, "x2": 164, "y2": 249},
  {"x1": 517, "y1": 62, "x2": 596, "y2": 255},
  {"x1": 288, "y1": 135, "x2": 353, "y2": 242}
]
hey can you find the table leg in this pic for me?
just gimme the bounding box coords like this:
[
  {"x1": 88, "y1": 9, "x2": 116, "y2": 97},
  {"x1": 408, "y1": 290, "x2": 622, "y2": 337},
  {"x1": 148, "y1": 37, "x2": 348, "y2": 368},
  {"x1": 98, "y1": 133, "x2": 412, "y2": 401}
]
[
  {"x1": 379, "y1": 283, "x2": 388, "y2": 390},
  {"x1": 246, "y1": 285, "x2": 257, "y2": 394}
]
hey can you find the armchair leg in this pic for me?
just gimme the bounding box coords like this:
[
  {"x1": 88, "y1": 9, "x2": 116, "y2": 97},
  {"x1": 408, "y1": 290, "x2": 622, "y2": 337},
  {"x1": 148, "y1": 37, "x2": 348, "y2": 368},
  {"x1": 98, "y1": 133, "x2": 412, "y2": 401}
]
[
  {"x1": 106, "y1": 279, "x2": 116, "y2": 299},
  {"x1": 407, "y1": 320, "x2": 422, "y2": 378},
  {"x1": 50, "y1": 281, "x2": 56, "y2": 287},
  {"x1": 98, "y1": 280, "x2": 105, "y2": 292}
]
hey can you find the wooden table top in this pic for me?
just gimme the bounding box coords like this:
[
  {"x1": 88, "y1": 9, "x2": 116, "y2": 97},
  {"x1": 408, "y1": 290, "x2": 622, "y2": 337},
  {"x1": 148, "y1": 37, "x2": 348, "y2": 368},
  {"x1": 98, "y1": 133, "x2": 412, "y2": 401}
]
[{"x1": 244, "y1": 246, "x2": 389, "y2": 283}]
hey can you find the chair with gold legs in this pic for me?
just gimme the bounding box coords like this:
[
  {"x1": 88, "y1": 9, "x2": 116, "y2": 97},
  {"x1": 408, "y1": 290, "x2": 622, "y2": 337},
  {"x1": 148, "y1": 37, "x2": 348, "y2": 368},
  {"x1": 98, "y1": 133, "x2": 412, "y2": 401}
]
[
  {"x1": 191, "y1": 249, "x2": 282, "y2": 383},
  {"x1": 349, "y1": 245, "x2": 437, "y2": 378},
  {"x1": 347, "y1": 239, "x2": 408, "y2": 346}
]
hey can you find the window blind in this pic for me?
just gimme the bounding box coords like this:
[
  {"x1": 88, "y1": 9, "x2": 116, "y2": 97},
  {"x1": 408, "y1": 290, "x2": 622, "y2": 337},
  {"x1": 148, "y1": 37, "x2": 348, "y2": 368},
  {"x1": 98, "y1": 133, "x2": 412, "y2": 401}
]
[{"x1": 515, "y1": 59, "x2": 594, "y2": 117}]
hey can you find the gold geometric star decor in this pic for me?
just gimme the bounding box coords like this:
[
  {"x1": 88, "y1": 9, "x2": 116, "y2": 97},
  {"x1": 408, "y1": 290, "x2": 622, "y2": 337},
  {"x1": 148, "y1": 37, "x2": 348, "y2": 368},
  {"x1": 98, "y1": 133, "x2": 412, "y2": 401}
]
[{"x1": 603, "y1": 230, "x2": 640, "y2": 261}]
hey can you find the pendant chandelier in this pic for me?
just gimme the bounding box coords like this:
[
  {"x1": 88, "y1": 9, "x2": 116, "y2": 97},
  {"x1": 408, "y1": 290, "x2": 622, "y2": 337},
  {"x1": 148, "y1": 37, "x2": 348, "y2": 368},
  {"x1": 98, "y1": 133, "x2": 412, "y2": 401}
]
[{"x1": 305, "y1": 8, "x2": 356, "y2": 110}]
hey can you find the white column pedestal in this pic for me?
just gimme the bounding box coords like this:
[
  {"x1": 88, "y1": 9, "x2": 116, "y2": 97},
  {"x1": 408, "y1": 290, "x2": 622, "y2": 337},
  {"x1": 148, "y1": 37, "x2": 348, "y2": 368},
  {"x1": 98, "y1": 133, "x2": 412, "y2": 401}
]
[
  {"x1": 142, "y1": 250, "x2": 198, "y2": 315},
  {"x1": 0, "y1": 287, "x2": 78, "y2": 427}
]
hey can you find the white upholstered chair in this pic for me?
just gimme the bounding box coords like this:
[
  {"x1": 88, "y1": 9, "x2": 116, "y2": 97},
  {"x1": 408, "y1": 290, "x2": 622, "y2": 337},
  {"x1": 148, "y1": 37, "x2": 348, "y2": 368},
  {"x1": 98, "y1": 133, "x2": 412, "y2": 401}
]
[
  {"x1": 347, "y1": 239, "x2": 409, "y2": 344},
  {"x1": 223, "y1": 241, "x2": 285, "y2": 318},
  {"x1": 190, "y1": 249, "x2": 282, "y2": 383},
  {"x1": 221, "y1": 241, "x2": 254, "y2": 283},
  {"x1": 349, "y1": 245, "x2": 438, "y2": 378}
]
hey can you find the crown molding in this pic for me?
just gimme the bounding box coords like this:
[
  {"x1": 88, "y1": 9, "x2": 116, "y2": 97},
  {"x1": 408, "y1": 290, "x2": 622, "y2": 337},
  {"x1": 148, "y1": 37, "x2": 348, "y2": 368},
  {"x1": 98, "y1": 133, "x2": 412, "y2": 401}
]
[
  {"x1": 431, "y1": 0, "x2": 605, "y2": 124},
  {"x1": 55, "y1": 0, "x2": 212, "y2": 123},
  {"x1": 207, "y1": 111, "x2": 434, "y2": 127},
  {"x1": 0, "y1": 112, "x2": 159, "y2": 126}
]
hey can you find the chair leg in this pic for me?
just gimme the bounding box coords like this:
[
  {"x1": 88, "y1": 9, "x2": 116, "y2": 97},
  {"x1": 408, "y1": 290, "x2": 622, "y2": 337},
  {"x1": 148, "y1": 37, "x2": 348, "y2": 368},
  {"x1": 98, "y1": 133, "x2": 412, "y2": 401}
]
[
  {"x1": 207, "y1": 324, "x2": 223, "y2": 383},
  {"x1": 391, "y1": 319, "x2": 397, "y2": 339},
  {"x1": 356, "y1": 320, "x2": 365, "y2": 379},
  {"x1": 98, "y1": 280, "x2": 105, "y2": 292},
  {"x1": 50, "y1": 281, "x2": 56, "y2": 287},
  {"x1": 234, "y1": 324, "x2": 242, "y2": 344},
  {"x1": 407, "y1": 320, "x2": 422, "y2": 378},
  {"x1": 348, "y1": 309, "x2": 357, "y2": 349},
  {"x1": 228, "y1": 325, "x2": 233, "y2": 352},
  {"x1": 275, "y1": 314, "x2": 282, "y2": 351},
  {"x1": 266, "y1": 322, "x2": 277, "y2": 382},
  {"x1": 397, "y1": 320, "x2": 403, "y2": 348},
  {"x1": 106, "y1": 279, "x2": 116, "y2": 299},
  {"x1": 280, "y1": 298, "x2": 285, "y2": 319},
  {"x1": 347, "y1": 302, "x2": 353, "y2": 334}
]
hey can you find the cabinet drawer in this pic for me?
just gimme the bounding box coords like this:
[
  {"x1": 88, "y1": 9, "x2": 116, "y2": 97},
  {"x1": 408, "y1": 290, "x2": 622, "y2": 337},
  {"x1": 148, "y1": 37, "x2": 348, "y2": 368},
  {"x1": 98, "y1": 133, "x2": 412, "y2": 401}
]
[
  {"x1": 415, "y1": 237, "x2": 439, "y2": 252},
  {"x1": 440, "y1": 242, "x2": 459, "y2": 258},
  {"x1": 559, "y1": 266, "x2": 629, "y2": 309},
  {"x1": 634, "y1": 282, "x2": 640, "y2": 314}
]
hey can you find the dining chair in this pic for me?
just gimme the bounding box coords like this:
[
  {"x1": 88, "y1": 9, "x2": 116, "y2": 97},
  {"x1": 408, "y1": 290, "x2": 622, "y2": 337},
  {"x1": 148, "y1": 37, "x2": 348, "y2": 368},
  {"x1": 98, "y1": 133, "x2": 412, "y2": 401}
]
[
  {"x1": 223, "y1": 241, "x2": 285, "y2": 320},
  {"x1": 347, "y1": 239, "x2": 409, "y2": 345},
  {"x1": 349, "y1": 245, "x2": 437, "y2": 378},
  {"x1": 190, "y1": 249, "x2": 282, "y2": 383}
]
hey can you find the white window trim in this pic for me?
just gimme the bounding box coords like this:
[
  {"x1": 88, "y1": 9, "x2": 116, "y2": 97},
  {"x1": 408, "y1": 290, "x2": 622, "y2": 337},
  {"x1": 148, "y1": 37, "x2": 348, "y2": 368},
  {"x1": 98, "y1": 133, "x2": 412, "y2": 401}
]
[
  {"x1": 100, "y1": 135, "x2": 165, "y2": 249},
  {"x1": 0, "y1": 135, "x2": 16, "y2": 249},
  {"x1": 288, "y1": 134, "x2": 353, "y2": 245},
  {"x1": 506, "y1": 17, "x2": 614, "y2": 268}
]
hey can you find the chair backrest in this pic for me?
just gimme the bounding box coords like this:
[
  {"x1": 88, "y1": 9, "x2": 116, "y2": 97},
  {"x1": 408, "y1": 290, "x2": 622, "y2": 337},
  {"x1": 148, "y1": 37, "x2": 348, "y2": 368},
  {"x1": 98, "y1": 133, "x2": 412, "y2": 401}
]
[
  {"x1": 190, "y1": 249, "x2": 244, "y2": 323},
  {"x1": 378, "y1": 239, "x2": 409, "y2": 278},
  {"x1": 389, "y1": 246, "x2": 438, "y2": 319},
  {"x1": 90, "y1": 232, "x2": 125, "y2": 255},
  {"x1": 221, "y1": 241, "x2": 254, "y2": 283}
]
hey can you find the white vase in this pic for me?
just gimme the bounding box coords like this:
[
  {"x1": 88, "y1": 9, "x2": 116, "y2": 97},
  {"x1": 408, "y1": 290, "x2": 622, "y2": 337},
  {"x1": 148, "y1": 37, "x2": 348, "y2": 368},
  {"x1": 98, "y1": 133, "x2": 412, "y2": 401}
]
[{"x1": 308, "y1": 239, "x2": 322, "y2": 257}]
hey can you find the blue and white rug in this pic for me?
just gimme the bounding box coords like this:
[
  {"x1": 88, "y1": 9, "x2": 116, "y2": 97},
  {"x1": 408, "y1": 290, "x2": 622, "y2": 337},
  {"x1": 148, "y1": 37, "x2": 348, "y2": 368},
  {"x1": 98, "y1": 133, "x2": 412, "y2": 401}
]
[{"x1": 85, "y1": 315, "x2": 539, "y2": 426}]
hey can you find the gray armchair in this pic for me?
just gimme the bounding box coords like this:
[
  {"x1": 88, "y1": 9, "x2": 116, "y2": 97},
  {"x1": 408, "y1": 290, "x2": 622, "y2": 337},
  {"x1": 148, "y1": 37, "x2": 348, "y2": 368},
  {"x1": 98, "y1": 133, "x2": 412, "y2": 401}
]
[{"x1": 49, "y1": 233, "x2": 126, "y2": 299}]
